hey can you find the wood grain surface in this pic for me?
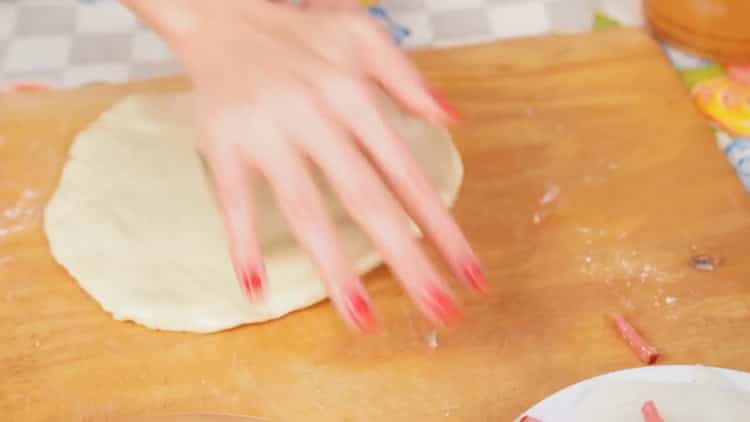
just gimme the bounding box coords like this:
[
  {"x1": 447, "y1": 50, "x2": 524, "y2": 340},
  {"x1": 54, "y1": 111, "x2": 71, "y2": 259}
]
[{"x1": 2, "y1": 28, "x2": 750, "y2": 422}]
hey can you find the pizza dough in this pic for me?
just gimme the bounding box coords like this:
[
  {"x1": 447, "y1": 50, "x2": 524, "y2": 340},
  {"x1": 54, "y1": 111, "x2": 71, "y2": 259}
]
[
  {"x1": 44, "y1": 92, "x2": 463, "y2": 333},
  {"x1": 574, "y1": 366, "x2": 750, "y2": 421}
]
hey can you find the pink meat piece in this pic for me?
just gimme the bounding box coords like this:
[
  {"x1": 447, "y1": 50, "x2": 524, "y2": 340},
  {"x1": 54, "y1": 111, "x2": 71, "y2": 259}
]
[
  {"x1": 612, "y1": 314, "x2": 660, "y2": 364},
  {"x1": 641, "y1": 400, "x2": 665, "y2": 422}
]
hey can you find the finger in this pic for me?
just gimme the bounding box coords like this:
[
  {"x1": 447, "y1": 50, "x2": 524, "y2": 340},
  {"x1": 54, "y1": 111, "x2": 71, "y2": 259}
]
[
  {"x1": 251, "y1": 137, "x2": 377, "y2": 332},
  {"x1": 354, "y1": 18, "x2": 459, "y2": 123},
  {"x1": 202, "y1": 145, "x2": 267, "y2": 301},
  {"x1": 319, "y1": 81, "x2": 489, "y2": 294},
  {"x1": 286, "y1": 101, "x2": 462, "y2": 326}
]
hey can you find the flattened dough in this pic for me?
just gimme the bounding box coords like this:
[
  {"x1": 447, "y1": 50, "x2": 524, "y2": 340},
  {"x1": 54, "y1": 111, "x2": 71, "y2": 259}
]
[{"x1": 44, "y1": 92, "x2": 463, "y2": 332}]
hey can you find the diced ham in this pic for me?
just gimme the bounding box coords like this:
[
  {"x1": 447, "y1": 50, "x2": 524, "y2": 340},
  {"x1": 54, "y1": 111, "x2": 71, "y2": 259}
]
[
  {"x1": 612, "y1": 314, "x2": 660, "y2": 365},
  {"x1": 641, "y1": 400, "x2": 665, "y2": 422},
  {"x1": 519, "y1": 416, "x2": 542, "y2": 422}
]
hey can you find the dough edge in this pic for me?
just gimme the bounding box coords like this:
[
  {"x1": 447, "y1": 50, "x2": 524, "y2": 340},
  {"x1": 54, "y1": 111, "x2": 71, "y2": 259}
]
[{"x1": 44, "y1": 92, "x2": 464, "y2": 333}]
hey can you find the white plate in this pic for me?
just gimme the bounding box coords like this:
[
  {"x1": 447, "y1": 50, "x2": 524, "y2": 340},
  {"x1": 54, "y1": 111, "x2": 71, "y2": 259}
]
[{"x1": 517, "y1": 365, "x2": 750, "y2": 421}]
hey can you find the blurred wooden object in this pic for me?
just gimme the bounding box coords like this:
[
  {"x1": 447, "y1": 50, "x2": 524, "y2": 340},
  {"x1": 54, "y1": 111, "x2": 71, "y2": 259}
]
[{"x1": 645, "y1": 0, "x2": 750, "y2": 62}]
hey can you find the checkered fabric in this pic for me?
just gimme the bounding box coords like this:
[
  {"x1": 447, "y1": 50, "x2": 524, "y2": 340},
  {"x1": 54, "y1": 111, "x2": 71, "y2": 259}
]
[
  {"x1": 1, "y1": 0, "x2": 176, "y2": 87},
  {"x1": 0, "y1": 0, "x2": 643, "y2": 88}
]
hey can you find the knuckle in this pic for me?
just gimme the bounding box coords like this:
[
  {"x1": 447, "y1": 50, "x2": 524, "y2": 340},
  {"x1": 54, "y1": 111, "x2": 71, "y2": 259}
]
[
  {"x1": 252, "y1": 79, "x2": 310, "y2": 110},
  {"x1": 275, "y1": 177, "x2": 325, "y2": 230},
  {"x1": 340, "y1": 178, "x2": 399, "y2": 231},
  {"x1": 320, "y1": 77, "x2": 375, "y2": 116},
  {"x1": 344, "y1": 182, "x2": 379, "y2": 216},
  {"x1": 321, "y1": 74, "x2": 366, "y2": 101},
  {"x1": 387, "y1": 153, "x2": 422, "y2": 186}
]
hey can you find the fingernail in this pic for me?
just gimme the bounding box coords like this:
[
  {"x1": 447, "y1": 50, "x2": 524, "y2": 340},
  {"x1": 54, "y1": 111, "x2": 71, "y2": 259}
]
[
  {"x1": 463, "y1": 259, "x2": 490, "y2": 294},
  {"x1": 241, "y1": 270, "x2": 263, "y2": 301},
  {"x1": 429, "y1": 88, "x2": 462, "y2": 123},
  {"x1": 346, "y1": 291, "x2": 377, "y2": 333},
  {"x1": 425, "y1": 285, "x2": 461, "y2": 325}
]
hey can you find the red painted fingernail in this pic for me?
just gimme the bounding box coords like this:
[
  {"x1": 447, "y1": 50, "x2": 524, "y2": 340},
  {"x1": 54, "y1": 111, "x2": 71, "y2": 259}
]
[
  {"x1": 250, "y1": 272, "x2": 262, "y2": 291},
  {"x1": 346, "y1": 292, "x2": 377, "y2": 332},
  {"x1": 241, "y1": 271, "x2": 263, "y2": 301},
  {"x1": 425, "y1": 286, "x2": 460, "y2": 325},
  {"x1": 429, "y1": 88, "x2": 462, "y2": 122},
  {"x1": 463, "y1": 260, "x2": 490, "y2": 294}
]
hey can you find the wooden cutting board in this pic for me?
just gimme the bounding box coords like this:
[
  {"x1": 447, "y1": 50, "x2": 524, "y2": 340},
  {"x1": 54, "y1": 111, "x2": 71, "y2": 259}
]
[{"x1": 2, "y1": 28, "x2": 750, "y2": 422}]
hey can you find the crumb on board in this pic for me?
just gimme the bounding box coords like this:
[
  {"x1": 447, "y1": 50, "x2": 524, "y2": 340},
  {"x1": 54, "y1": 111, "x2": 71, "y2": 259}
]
[
  {"x1": 690, "y1": 254, "x2": 722, "y2": 272},
  {"x1": 539, "y1": 184, "x2": 560, "y2": 206},
  {"x1": 426, "y1": 330, "x2": 438, "y2": 350},
  {"x1": 611, "y1": 314, "x2": 660, "y2": 365}
]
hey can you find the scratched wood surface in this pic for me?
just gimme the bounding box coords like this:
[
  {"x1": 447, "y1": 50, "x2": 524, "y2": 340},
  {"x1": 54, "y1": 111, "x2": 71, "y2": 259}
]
[{"x1": 2, "y1": 29, "x2": 750, "y2": 421}]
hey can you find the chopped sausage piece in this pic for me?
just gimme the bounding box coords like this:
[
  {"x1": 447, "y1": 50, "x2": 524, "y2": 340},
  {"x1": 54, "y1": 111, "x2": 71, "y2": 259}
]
[
  {"x1": 641, "y1": 400, "x2": 665, "y2": 422},
  {"x1": 519, "y1": 417, "x2": 542, "y2": 422},
  {"x1": 612, "y1": 314, "x2": 660, "y2": 364}
]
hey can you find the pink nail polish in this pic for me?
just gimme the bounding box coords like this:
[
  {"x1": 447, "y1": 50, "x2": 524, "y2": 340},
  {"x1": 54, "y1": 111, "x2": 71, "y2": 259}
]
[
  {"x1": 429, "y1": 88, "x2": 462, "y2": 122},
  {"x1": 346, "y1": 291, "x2": 376, "y2": 333},
  {"x1": 241, "y1": 270, "x2": 263, "y2": 301},
  {"x1": 250, "y1": 272, "x2": 263, "y2": 291},
  {"x1": 463, "y1": 260, "x2": 490, "y2": 294},
  {"x1": 425, "y1": 286, "x2": 460, "y2": 325}
]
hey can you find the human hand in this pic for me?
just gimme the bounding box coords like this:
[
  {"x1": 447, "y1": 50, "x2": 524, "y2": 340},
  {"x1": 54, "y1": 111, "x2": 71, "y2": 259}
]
[
  {"x1": 124, "y1": 0, "x2": 487, "y2": 332},
  {"x1": 300, "y1": 0, "x2": 360, "y2": 10}
]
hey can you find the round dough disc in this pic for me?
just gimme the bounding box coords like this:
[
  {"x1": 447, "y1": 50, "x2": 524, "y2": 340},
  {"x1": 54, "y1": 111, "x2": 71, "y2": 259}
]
[{"x1": 44, "y1": 92, "x2": 463, "y2": 333}]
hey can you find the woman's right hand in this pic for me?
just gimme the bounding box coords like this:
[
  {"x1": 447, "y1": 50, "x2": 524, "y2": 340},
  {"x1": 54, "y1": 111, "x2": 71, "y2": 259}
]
[{"x1": 124, "y1": 0, "x2": 488, "y2": 332}]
